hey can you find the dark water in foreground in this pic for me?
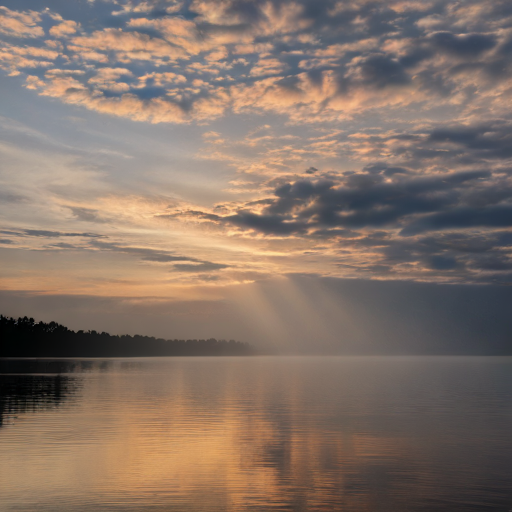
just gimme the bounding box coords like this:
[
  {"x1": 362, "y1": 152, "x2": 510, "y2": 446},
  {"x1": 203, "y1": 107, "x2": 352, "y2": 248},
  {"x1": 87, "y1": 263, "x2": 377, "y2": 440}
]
[{"x1": 0, "y1": 357, "x2": 511, "y2": 512}]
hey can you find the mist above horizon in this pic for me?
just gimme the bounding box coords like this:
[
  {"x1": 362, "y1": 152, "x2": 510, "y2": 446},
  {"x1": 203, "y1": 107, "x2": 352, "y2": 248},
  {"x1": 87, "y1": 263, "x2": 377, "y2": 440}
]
[
  {"x1": 1, "y1": 0, "x2": 512, "y2": 354},
  {"x1": 1, "y1": 276, "x2": 510, "y2": 355}
]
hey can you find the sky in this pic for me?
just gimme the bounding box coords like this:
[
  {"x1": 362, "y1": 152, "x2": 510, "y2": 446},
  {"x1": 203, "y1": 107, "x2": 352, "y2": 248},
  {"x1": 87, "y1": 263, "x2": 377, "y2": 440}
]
[{"x1": 1, "y1": 0, "x2": 511, "y2": 353}]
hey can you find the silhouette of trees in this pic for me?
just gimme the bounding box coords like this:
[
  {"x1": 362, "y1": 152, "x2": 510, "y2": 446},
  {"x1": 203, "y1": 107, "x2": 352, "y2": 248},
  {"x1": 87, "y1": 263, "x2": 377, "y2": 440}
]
[{"x1": 0, "y1": 315, "x2": 254, "y2": 357}]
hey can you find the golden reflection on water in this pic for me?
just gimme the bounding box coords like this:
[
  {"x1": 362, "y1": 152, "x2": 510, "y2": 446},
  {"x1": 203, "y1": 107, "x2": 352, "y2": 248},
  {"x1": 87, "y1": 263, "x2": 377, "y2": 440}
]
[{"x1": 0, "y1": 357, "x2": 511, "y2": 512}]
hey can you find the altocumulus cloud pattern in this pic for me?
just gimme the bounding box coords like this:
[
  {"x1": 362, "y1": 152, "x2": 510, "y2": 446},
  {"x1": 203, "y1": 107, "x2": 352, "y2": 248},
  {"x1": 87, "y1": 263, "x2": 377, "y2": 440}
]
[{"x1": 1, "y1": 0, "x2": 512, "y2": 285}]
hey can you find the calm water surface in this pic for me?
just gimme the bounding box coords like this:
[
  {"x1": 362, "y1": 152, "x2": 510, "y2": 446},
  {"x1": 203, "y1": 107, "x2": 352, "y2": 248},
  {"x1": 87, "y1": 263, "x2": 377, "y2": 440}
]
[{"x1": 0, "y1": 356, "x2": 511, "y2": 512}]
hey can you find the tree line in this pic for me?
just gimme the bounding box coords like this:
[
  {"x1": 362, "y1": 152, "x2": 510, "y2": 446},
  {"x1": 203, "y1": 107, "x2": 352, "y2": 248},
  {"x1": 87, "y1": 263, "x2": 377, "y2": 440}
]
[{"x1": 0, "y1": 315, "x2": 255, "y2": 357}]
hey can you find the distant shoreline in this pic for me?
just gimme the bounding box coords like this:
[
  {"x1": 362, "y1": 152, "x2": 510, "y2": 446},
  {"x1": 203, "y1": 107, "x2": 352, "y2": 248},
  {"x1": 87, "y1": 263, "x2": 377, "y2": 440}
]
[{"x1": 0, "y1": 315, "x2": 255, "y2": 358}]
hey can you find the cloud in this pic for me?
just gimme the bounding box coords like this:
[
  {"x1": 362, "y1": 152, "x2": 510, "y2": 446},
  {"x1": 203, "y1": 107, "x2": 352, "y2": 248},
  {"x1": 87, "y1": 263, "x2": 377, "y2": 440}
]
[
  {"x1": 213, "y1": 169, "x2": 497, "y2": 235},
  {"x1": 0, "y1": 229, "x2": 104, "y2": 238},
  {"x1": 89, "y1": 240, "x2": 199, "y2": 263},
  {"x1": 0, "y1": 191, "x2": 25, "y2": 203},
  {"x1": 400, "y1": 206, "x2": 512, "y2": 236},
  {"x1": 226, "y1": 211, "x2": 307, "y2": 235},
  {"x1": 0, "y1": 44, "x2": 58, "y2": 74},
  {"x1": 111, "y1": 1, "x2": 184, "y2": 16},
  {"x1": 81, "y1": 240, "x2": 230, "y2": 274},
  {"x1": 68, "y1": 206, "x2": 107, "y2": 223},
  {"x1": 172, "y1": 262, "x2": 229, "y2": 272},
  {"x1": 0, "y1": 6, "x2": 43, "y2": 38},
  {"x1": 427, "y1": 122, "x2": 512, "y2": 160},
  {"x1": 49, "y1": 19, "x2": 79, "y2": 37},
  {"x1": 167, "y1": 142, "x2": 512, "y2": 282},
  {"x1": 2, "y1": 0, "x2": 512, "y2": 287},
  {"x1": 349, "y1": 54, "x2": 411, "y2": 89},
  {"x1": 250, "y1": 57, "x2": 286, "y2": 77},
  {"x1": 0, "y1": 1, "x2": 510, "y2": 124},
  {"x1": 174, "y1": 169, "x2": 489, "y2": 234},
  {"x1": 429, "y1": 32, "x2": 497, "y2": 57},
  {"x1": 69, "y1": 27, "x2": 187, "y2": 62}
]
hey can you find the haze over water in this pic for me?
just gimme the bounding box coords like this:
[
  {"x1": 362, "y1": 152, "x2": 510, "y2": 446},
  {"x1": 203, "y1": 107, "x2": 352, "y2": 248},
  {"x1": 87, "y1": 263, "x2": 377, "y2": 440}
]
[{"x1": 1, "y1": 356, "x2": 511, "y2": 512}]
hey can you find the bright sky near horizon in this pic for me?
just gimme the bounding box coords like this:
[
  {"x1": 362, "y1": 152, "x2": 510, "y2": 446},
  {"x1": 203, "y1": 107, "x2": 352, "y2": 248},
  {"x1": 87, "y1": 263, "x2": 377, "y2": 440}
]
[{"x1": 1, "y1": 0, "x2": 512, "y2": 348}]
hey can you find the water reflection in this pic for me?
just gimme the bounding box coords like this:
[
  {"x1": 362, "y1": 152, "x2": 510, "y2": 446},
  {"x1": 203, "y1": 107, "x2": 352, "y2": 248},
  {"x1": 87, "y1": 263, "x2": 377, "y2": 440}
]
[
  {"x1": 0, "y1": 374, "x2": 74, "y2": 426},
  {"x1": 0, "y1": 360, "x2": 85, "y2": 428},
  {"x1": 0, "y1": 358, "x2": 114, "y2": 374},
  {"x1": 0, "y1": 357, "x2": 511, "y2": 512}
]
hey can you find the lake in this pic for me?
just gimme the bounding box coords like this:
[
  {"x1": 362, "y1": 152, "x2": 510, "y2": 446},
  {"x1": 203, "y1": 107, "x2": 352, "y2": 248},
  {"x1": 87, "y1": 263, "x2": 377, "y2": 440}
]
[{"x1": 1, "y1": 356, "x2": 511, "y2": 512}]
